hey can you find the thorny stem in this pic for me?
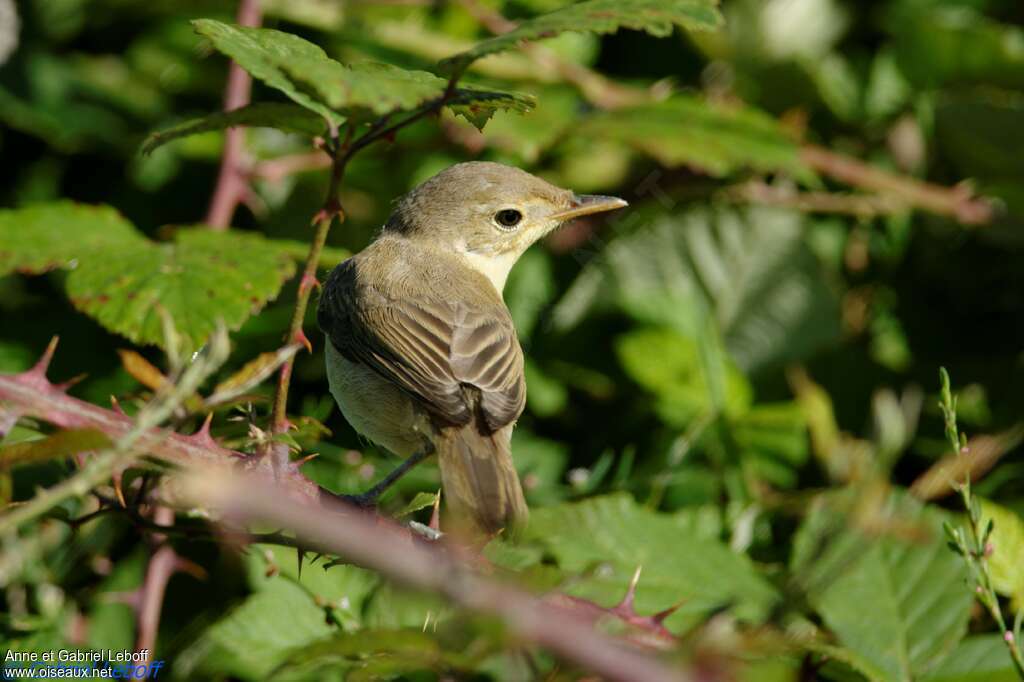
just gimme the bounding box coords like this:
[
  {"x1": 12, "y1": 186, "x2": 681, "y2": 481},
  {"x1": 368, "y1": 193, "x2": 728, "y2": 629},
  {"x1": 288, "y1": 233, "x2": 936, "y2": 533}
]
[
  {"x1": 939, "y1": 368, "x2": 1024, "y2": 679},
  {"x1": 204, "y1": 0, "x2": 263, "y2": 229}
]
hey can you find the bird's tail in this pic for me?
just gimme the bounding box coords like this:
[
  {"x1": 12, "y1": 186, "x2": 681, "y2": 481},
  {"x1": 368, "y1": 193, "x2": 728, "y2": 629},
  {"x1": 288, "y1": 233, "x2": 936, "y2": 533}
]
[{"x1": 436, "y1": 425, "x2": 528, "y2": 538}]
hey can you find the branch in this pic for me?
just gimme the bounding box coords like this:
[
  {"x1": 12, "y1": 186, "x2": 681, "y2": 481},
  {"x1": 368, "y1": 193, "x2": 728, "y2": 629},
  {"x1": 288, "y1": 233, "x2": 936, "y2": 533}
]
[
  {"x1": 181, "y1": 469, "x2": 699, "y2": 682},
  {"x1": 799, "y1": 145, "x2": 994, "y2": 226},
  {"x1": 0, "y1": 337, "x2": 324, "y2": 531},
  {"x1": 723, "y1": 180, "x2": 908, "y2": 219},
  {"x1": 204, "y1": 0, "x2": 263, "y2": 230}
]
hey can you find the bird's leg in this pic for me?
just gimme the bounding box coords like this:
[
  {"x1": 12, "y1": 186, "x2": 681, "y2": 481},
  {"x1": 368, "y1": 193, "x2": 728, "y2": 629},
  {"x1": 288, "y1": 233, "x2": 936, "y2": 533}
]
[{"x1": 343, "y1": 442, "x2": 435, "y2": 509}]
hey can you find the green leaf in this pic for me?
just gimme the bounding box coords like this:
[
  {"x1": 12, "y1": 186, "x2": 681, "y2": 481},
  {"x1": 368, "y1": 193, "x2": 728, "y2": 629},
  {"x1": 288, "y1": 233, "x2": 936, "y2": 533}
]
[
  {"x1": 554, "y1": 207, "x2": 841, "y2": 373},
  {"x1": 921, "y1": 635, "x2": 1024, "y2": 682},
  {"x1": 438, "y1": 0, "x2": 724, "y2": 78},
  {"x1": 274, "y1": 629, "x2": 477, "y2": 680},
  {"x1": 142, "y1": 103, "x2": 333, "y2": 155},
  {"x1": 192, "y1": 19, "x2": 340, "y2": 122},
  {"x1": 525, "y1": 493, "x2": 779, "y2": 628},
  {"x1": 66, "y1": 228, "x2": 295, "y2": 352},
  {"x1": 395, "y1": 491, "x2": 439, "y2": 518},
  {"x1": 979, "y1": 499, "x2": 1024, "y2": 606},
  {"x1": 0, "y1": 202, "x2": 146, "y2": 277},
  {"x1": 615, "y1": 326, "x2": 752, "y2": 424},
  {"x1": 794, "y1": 491, "x2": 972, "y2": 682},
  {"x1": 174, "y1": 578, "x2": 334, "y2": 680},
  {"x1": 575, "y1": 95, "x2": 809, "y2": 179},
  {"x1": 192, "y1": 20, "x2": 533, "y2": 127}
]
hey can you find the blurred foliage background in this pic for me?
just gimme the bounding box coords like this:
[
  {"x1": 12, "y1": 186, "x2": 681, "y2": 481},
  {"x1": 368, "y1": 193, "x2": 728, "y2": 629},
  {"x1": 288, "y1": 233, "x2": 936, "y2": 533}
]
[{"x1": 2, "y1": 0, "x2": 1024, "y2": 680}]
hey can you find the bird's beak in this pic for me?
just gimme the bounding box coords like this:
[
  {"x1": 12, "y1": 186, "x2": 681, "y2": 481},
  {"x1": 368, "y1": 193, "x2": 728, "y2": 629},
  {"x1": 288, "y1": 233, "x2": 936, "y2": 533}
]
[{"x1": 549, "y1": 194, "x2": 628, "y2": 222}]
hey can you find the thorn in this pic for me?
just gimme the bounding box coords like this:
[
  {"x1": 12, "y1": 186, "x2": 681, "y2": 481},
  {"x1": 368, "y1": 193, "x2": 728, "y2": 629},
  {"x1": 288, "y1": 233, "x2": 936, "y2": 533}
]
[
  {"x1": 294, "y1": 328, "x2": 313, "y2": 354},
  {"x1": 187, "y1": 414, "x2": 218, "y2": 449},
  {"x1": 651, "y1": 600, "x2": 684, "y2": 625},
  {"x1": 110, "y1": 396, "x2": 126, "y2": 416},
  {"x1": 32, "y1": 336, "x2": 60, "y2": 378},
  {"x1": 294, "y1": 452, "x2": 319, "y2": 468},
  {"x1": 112, "y1": 470, "x2": 127, "y2": 508},
  {"x1": 298, "y1": 273, "x2": 321, "y2": 297},
  {"x1": 296, "y1": 547, "x2": 305, "y2": 580},
  {"x1": 614, "y1": 566, "x2": 643, "y2": 615},
  {"x1": 53, "y1": 373, "x2": 87, "y2": 393}
]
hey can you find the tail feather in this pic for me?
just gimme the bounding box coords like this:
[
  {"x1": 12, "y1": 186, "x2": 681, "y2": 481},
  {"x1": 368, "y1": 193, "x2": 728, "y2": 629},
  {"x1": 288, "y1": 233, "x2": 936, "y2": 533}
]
[{"x1": 436, "y1": 425, "x2": 527, "y2": 537}]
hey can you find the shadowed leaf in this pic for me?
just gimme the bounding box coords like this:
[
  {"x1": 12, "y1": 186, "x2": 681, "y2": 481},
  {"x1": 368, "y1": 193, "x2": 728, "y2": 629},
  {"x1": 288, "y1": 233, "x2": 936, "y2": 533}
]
[
  {"x1": 438, "y1": 0, "x2": 723, "y2": 78},
  {"x1": 142, "y1": 103, "x2": 334, "y2": 155}
]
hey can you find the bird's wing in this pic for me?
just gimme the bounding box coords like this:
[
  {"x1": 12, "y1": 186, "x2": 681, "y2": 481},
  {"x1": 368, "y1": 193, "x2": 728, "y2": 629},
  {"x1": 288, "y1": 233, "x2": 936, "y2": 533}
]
[{"x1": 317, "y1": 261, "x2": 525, "y2": 432}]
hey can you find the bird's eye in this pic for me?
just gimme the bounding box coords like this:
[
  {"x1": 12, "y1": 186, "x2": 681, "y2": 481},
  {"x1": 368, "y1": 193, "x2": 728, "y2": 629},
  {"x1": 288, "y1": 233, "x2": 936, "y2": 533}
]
[{"x1": 494, "y1": 209, "x2": 523, "y2": 229}]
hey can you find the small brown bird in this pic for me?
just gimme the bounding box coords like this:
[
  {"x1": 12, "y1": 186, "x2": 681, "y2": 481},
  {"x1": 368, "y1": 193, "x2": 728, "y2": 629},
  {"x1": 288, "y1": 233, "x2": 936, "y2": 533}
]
[{"x1": 317, "y1": 162, "x2": 626, "y2": 536}]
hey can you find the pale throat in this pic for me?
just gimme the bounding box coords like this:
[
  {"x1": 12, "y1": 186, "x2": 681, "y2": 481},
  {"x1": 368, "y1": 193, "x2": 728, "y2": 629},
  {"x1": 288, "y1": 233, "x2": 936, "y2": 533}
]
[{"x1": 457, "y1": 245, "x2": 520, "y2": 294}]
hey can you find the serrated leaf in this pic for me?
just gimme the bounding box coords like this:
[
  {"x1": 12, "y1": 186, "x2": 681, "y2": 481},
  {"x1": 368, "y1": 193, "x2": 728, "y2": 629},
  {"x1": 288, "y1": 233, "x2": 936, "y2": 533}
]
[
  {"x1": 274, "y1": 629, "x2": 476, "y2": 680},
  {"x1": 67, "y1": 228, "x2": 295, "y2": 352},
  {"x1": 554, "y1": 207, "x2": 840, "y2": 373},
  {"x1": 174, "y1": 578, "x2": 334, "y2": 680},
  {"x1": 192, "y1": 19, "x2": 340, "y2": 122},
  {"x1": 576, "y1": 95, "x2": 808, "y2": 179},
  {"x1": 794, "y1": 491, "x2": 972, "y2": 682},
  {"x1": 142, "y1": 102, "x2": 333, "y2": 155},
  {"x1": 525, "y1": 493, "x2": 779, "y2": 628},
  {"x1": 0, "y1": 429, "x2": 111, "y2": 469},
  {"x1": 921, "y1": 635, "x2": 1023, "y2": 682},
  {"x1": 438, "y1": 0, "x2": 723, "y2": 78},
  {"x1": 193, "y1": 20, "x2": 532, "y2": 127},
  {"x1": 0, "y1": 202, "x2": 146, "y2": 277},
  {"x1": 447, "y1": 84, "x2": 536, "y2": 131}
]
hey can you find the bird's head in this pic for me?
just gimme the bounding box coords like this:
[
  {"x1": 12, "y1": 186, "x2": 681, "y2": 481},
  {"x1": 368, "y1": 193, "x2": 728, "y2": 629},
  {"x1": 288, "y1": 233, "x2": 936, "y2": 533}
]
[{"x1": 383, "y1": 161, "x2": 627, "y2": 290}]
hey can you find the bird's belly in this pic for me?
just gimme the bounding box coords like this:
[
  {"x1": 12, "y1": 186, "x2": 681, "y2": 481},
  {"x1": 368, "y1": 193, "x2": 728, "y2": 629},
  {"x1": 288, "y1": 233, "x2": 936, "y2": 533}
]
[{"x1": 324, "y1": 339, "x2": 425, "y2": 457}]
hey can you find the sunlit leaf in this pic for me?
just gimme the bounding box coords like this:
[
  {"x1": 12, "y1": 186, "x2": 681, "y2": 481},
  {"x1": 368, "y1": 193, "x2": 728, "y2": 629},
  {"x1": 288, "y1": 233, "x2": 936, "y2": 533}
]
[
  {"x1": 979, "y1": 499, "x2": 1024, "y2": 606},
  {"x1": 67, "y1": 228, "x2": 295, "y2": 352},
  {"x1": 0, "y1": 202, "x2": 146, "y2": 277},
  {"x1": 525, "y1": 493, "x2": 779, "y2": 629}
]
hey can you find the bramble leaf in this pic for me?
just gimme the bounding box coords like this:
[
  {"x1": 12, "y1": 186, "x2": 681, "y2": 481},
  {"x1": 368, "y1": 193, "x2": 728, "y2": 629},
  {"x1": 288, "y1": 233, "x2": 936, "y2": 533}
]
[
  {"x1": 525, "y1": 493, "x2": 779, "y2": 629},
  {"x1": 438, "y1": 0, "x2": 723, "y2": 78},
  {"x1": 576, "y1": 95, "x2": 808, "y2": 179},
  {"x1": 142, "y1": 103, "x2": 334, "y2": 155},
  {"x1": 67, "y1": 229, "x2": 295, "y2": 352},
  {"x1": 191, "y1": 20, "x2": 534, "y2": 129},
  {"x1": 0, "y1": 202, "x2": 146, "y2": 276},
  {"x1": 793, "y1": 492, "x2": 972, "y2": 682}
]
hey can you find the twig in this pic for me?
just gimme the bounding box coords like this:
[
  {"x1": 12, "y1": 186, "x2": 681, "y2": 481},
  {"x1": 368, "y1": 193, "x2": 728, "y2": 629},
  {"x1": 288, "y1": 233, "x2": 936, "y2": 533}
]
[
  {"x1": 135, "y1": 506, "x2": 196, "y2": 664},
  {"x1": 938, "y1": 369, "x2": 1024, "y2": 679},
  {"x1": 800, "y1": 145, "x2": 993, "y2": 226},
  {"x1": 0, "y1": 336, "x2": 325, "y2": 524},
  {"x1": 182, "y1": 469, "x2": 698, "y2": 682},
  {"x1": 0, "y1": 329, "x2": 232, "y2": 533},
  {"x1": 205, "y1": 0, "x2": 263, "y2": 230},
  {"x1": 724, "y1": 180, "x2": 907, "y2": 219}
]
